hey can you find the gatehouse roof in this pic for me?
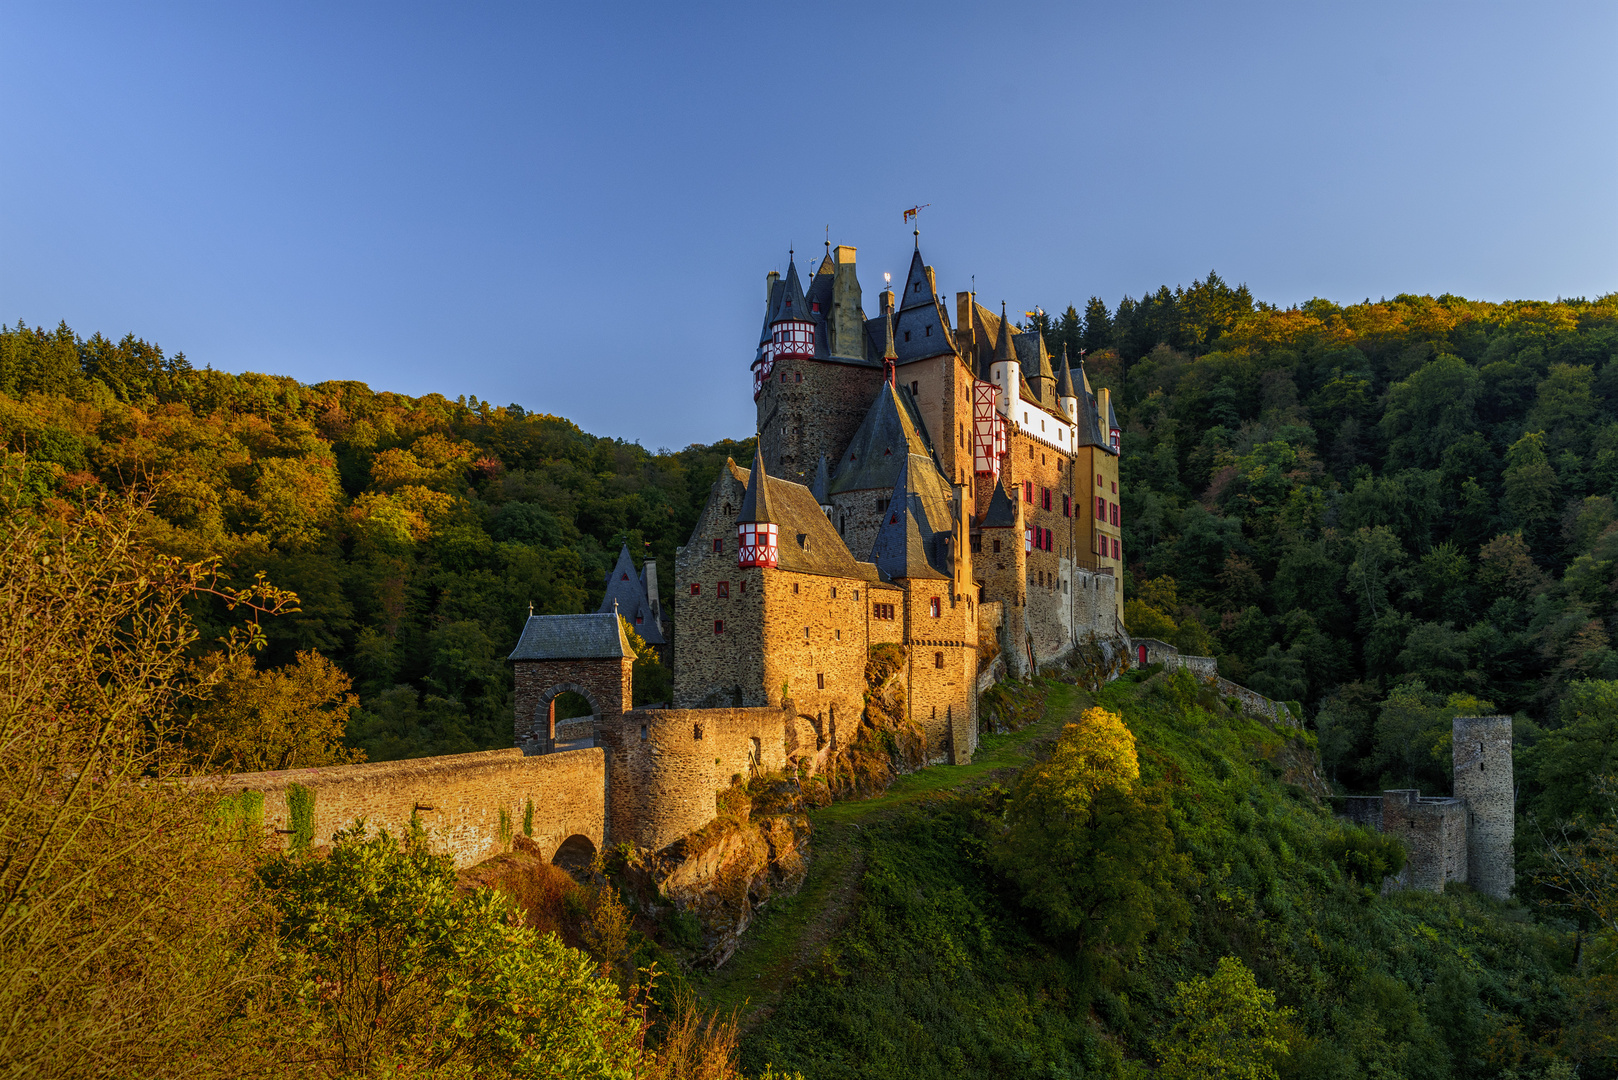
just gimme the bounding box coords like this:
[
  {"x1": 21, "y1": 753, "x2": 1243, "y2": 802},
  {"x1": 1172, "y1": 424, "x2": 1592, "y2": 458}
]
[{"x1": 508, "y1": 612, "x2": 634, "y2": 661}]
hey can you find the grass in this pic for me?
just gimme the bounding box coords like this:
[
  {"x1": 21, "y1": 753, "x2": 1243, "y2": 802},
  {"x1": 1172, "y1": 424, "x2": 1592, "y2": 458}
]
[{"x1": 688, "y1": 679, "x2": 1090, "y2": 1020}]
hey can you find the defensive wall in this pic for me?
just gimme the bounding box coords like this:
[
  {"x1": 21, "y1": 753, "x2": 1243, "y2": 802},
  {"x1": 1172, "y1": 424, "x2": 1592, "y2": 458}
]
[
  {"x1": 1129, "y1": 639, "x2": 1296, "y2": 727},
  {"x1": 206, "y1": 748, "x2": 606, "y2": 870},
  {"x1": 1333, "y1": 715, "x2": 1515, "y2": 900}
]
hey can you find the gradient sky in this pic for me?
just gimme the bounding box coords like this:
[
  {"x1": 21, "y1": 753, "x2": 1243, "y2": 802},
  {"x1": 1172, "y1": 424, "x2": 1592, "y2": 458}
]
[{"x1": 3, "y1": 2, "x2": 1615, "y2": 449}]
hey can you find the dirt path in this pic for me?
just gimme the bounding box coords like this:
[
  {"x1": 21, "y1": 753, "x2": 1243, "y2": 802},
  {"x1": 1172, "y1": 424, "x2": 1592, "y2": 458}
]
[{"x1": 691, "y1": 681, "x2": 1089, "y2": 1023}]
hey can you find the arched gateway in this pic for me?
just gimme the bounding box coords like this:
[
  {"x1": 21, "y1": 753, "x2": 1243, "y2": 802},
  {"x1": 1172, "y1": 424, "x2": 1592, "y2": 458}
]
[{"x1": 508, "y1": 612, "x2": 634, "y2": 754}]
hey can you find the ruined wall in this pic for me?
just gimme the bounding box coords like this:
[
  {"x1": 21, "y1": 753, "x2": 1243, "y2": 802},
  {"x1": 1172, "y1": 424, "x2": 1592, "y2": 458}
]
[
  {"x1": 1453, "y1": 714, "x2": 1515, "y2": 899},
  {"x1": 1381, "y1": 790, "x2": 1469, "y2": 893},
  {"x1": 213, "y1": 748, "x2": 606, "y2": 870},
  {"x1": 513, "y1": 658, "x2": 631, "y2": 752},
  {"x1": 597, "y1": 706, "x2": 792, "y2": 853}
]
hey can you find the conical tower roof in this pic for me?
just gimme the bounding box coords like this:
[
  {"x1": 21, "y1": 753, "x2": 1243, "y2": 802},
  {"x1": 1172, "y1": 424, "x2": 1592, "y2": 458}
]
[
  {"x1": 829, "y1": 380, "x2": 932, "y2": 496},
  {"x1": 881, "y1": 308, "x2": 898, "y2": 361},
  {"x1": 898, "y1": 246, "x2": 935, "y2": 311},
  {"x1": 737, "y1": 454, "x2": 777, "y2": 523},
  {"x1": 770, "y1": 255, "x2": 811, "y2": 325},
  {"x1": 810, "y1": 453, "x2": 832, "y2": 506},
  {"x1": 994, "y1": 302, "x2": 1016, "y2": 367},
  {"x1": 980, "y1": 476, "x2": 1020, "y2": 528},
  {"x1": 1057, "y1": 345, "x2": 1079, "y2": 399}
]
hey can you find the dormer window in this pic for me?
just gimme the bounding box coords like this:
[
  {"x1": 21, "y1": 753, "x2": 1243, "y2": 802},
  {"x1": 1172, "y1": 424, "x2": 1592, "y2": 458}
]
[
  {"x1": 925, "y1": 325, "x2": 931, "y2": 337},
  {"x1": 904, "y1": 330, "x2": 911, "y2": 342}
]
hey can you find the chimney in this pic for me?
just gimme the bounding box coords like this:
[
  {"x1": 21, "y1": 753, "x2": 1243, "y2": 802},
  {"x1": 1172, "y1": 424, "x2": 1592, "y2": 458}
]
[
  {"x1": 830, "y1": 246, "x2": 862, "y2": 358},
  {"x1": 880, "y1": 289, "x2": 895, "y2": 315}
]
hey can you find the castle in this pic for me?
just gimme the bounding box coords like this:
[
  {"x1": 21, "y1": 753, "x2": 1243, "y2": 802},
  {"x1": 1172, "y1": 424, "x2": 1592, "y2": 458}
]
[{"x1": 208, "y1": 237, "x2": 1132, "y2": 873}]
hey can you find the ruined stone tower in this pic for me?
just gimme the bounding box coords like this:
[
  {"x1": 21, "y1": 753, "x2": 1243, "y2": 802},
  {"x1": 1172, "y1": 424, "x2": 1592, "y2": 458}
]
[{"x1": 1452, "y1": 714, "x2": 1514, "y2": 901}]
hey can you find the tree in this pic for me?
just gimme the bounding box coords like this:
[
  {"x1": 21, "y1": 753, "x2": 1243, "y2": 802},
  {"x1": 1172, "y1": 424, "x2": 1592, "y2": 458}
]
[
  {"x1": 0, "y1": 460, "x2": 295, "y2": 1077},
  {"x1": 1081, "y1": 296, "x2": 1113, "y2": 354},
  {"x1": 259, "y1": 824, "x2": 643, "y2": 1078},
  {"x1": 1380, "y1": 354, "x2": 1479, "y2": 471},
  {"x1": 1152, "y1": 956, "x2": 1293, "y2": 1080},
  {"x1": 187, "y1": 649, "x2": 364, "y2": 773},
  {"x1": 992, "y1": 707, "x2": 1189, "y2": 976}
]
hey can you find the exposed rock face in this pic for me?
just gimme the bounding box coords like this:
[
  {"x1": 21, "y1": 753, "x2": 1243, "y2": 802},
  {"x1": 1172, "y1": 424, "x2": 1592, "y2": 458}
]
[{"x1": 620, "y1": 779, "x2": 812, "y2": 968}]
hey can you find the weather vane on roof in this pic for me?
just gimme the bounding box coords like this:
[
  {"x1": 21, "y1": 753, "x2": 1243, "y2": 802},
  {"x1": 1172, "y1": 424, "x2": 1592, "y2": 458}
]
[{"x1": 903, "y1": 204, "x2": 930, "y2": 226}]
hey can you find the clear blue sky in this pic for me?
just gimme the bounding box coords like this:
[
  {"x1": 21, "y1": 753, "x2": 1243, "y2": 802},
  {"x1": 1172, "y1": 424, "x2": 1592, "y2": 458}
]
[{"x1": 3, "y1": 2, "x2": 1615, "y2": 449}]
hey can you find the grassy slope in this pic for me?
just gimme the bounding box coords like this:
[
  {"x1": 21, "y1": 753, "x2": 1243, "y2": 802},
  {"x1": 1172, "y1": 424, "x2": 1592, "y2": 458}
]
[{"x1": 713, "y1": 671, "x2": 1584, "y2": 1080}]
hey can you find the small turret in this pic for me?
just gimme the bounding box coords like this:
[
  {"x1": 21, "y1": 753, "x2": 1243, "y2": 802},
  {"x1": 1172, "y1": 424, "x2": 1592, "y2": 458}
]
[
  {"x1": 811, "y1": 453, "x2": 833, "y2": 517},
  {"x1": 989, "y1": 303, "x2": 1020, "y2": 421},
  {"x1": 769, "y1": 253, "x2": 815, "y2": 362},
  {"x1": 1100, "y1": 388, "x2": 1120, "y2": 454},
  {"x1": 736, "y1": 457, "x2": 779, "y2": 569},
  {"x1": 1057, "y1": 346, "x2": 1080, "y2": 423}
]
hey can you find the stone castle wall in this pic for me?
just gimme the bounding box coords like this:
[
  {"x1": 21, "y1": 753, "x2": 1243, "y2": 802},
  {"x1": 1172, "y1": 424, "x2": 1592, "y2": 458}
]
[
  {"x1": 759, "y1": 570, "x2": 877, "y2": 741},
  {"x1": 209, "y1": 748, "x2": 606, "y2": 869},
  {"x1": 758, "y1": 353, "x2": 885, "y2": 485},
  {"x1": 1381, "y1": 790, "x2": 1469, "y2": 892},
  {"x1": 513, "y1": 657, "x2": 632, "y2": 752},
  {"x1": 597, "y1": 706, "x2": 793, "y2": 852}
]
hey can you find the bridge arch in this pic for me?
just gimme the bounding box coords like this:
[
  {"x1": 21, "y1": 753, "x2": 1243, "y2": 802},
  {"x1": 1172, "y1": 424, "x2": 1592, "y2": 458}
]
[{"x1": 551, "y1": 833, "x2": 598, "y2": 873}]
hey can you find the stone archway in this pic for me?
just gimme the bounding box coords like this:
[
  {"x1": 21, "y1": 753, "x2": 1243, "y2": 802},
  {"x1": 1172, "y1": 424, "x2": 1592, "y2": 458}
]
[
  {"x1": 518, "y1": 682, "x2": 607, "y2": 754},
  {"x1": 551, "y1": 833, "x2": 598, "y2": 874}
]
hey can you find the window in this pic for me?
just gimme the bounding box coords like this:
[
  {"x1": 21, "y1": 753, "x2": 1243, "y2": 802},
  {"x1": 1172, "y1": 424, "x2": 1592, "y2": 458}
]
[
  {"x1": 911, "y1": 380, "x2": 919, "y2": 396},
  {"x1": 1024, "y1": 480, "x2": 1033, "y2": 503},
  {"x1": 717, "y1": 581, "x2": 729, "y2": 599},
  {"x1": 1111, "y1": 480, "x2": 1117, "y2": 493},
  {"x1": 1096, "y1": 496, "x2": 1106, "y2": 519},
  {"x1": 792, "y1": 582, "x2": 799, "y2": 594},
  {"x1": 693, "y1": 723, "x2": 704, "y2": 740},
  {"x1": 830, "y1": 586, "x2": 838, "y2": 598},
  {"x1": 971, "y1": 534, "x2": 982, "y2": 553},
  {"x1": 876, "y1": 497, "x2": 890, "y2": 511},
  {"x1": 1096, "y1": 473, "x2": 1103, "y2": 487},
  {"x1": 712, "y1": 537, "x2": 722, "y2": 553},
  {"x1": 853, "y1": 589, "x2": 859, "y2": 600},
  {"x1": 780, "y1": 373, "x2": 787, "y2": 382},
  {"x1": 992, "y1": 538, "x2": 1001, "y2": 553},
  {"x1": 835, "y1": 629, "x2": 840, "y2": 639},
  {"x1": 914, "y1": 281, "x2": 922, "y2": 293},
  {"x1": 1110, "y1": 502, "x2": 1120, "y2": 527},
  {"x1": 904, "y1": 331, "x2": 911, "y2": 342},
  {"x1": 929, "y1": 597, "x2": 941, "y2": 618},
  {"x1": 804, "y1": 626, "x2": 810, "y2": 639},
  {"x1": 690, "y1": 583, "x2": 700, "y2": 596},
  {"x1": 713, "y1": 620, "x2": 723, "y2": 634},
  {"x1": 620, "y1": 572, "x2": 629, "y2": 581},
  {"x1": 873, "y1": 603, "x2": 896, "y2": 620},
  {"x1": 934, "y1": 651, "x2": 944, "y2": 668},
  {"x1": 1042, "y1": 487, "x2": 1051, "y2": 510},
  {"x1": 1024, "y1": 528, "x2": 1032, "y2": 553},
  {"x1": 1112, "y1": 537, "x2": 1121, "y2": 559},
  {"x1": 1063, "y1": 494, "x2": 1071, "y2": 517},
  {"x1": 925, "y1": 325, "x2": 931, "y2": 337},
  {"x1": 795, "y1": 372, "x2": 802, "y2": 382},
  {"x1": 817, "y1": 672, "x2": 825, "y2": 689}
]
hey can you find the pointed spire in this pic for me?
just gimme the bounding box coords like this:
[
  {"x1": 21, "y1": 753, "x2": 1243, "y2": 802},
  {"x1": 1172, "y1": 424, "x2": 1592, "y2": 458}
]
[
  {"x1": 1057, "y1": 345, "x2": 1079, "y2": 399},
  {"x1": 994, "y1": 302, "x2": 1016, "y2": 366},
  {"x1": 737, "y1": 455, "x2": 776, "y2": 524},
  {"x1": 881, "y1": 308, "x2": 897, "y2": 386},
  {"x1": 898, "y1": 245, "x2": 933, "y2": 312},
  {"x1": 772, "y1": 253, "x2": 811, "y2": 325},
  {"x1": 811, "y1": 453, "x2": 832, "y2": 508}
]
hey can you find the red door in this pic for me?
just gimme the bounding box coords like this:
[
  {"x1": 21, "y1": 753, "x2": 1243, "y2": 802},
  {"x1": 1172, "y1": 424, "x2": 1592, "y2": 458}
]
[{"x1": 1137, "y1": 645, "x2": 1147, "y2": 666}]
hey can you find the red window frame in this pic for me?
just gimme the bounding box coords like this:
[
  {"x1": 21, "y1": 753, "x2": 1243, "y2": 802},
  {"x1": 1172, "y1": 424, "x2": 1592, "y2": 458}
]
[
  {"x1": 713, "y1": 619, "x2": 724, "y2": 634},
  {"x1": 712, "y1": 537, "x2": 722, "y2": 553},
  {"x1": 929, "y1": 596, "x2": 941, "y2": 618},
  {"x1": 1095, "y1": 496, "x2": 1105, "y2": 519},
  {"x1": 717, "y1": 581, "x2": 729, "y2": 598},
  {"x1": 690, "y1": 583, "x2": 700, "y2": 595},
  {"x1": 1110, "y1": 502, "x2": 1120, "y2": 527},
  {"x1": 1112, "y1": 537, "x2": 1121, "y2": 559},
  {"x1": 1024, "y1": 480, "x2": 1033, "y2": 503},
  {"x1": 1042, "y1": 487, "x2": 1051, "y2": 510}
]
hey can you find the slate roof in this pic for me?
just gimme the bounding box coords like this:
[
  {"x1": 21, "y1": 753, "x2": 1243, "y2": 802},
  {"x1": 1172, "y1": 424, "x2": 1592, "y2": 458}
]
[
  {"x1": 1014, "y1": 328, "x2": 1055, "y2": 395},
  {"x1": 1107, "y1": 396, "x2": 1120, "y2": 439},
  {"x1": 980, "y1": 478, "x2": 1020, "y2": 528},
  {"x1": 723, "y1": 460, "x2": 878, "y2": 581},
  {"x1": 828, "y1": 380, "x2": 935, "y2": 496},
  {"x1": 810, "y1": 453, "x2": 831, "y2": 506},
  {"x1": 869, "y1": 454, "x2": 951, "y2": 581},
  {"x1": 1056, "y1": 346, "x2": 1079, "y2": 399},
  {"x1": 992, "y1": 303, "x2": 1017, "y2": 376},
  {"x1": 597, "y1": 544, "x2": 665, "y2": 644},
  {"x1": 771, "y1": 257, "x2": 811, "y2": 325},
  {"x1": 509, "y1": 612, "x2": 634, "y2": 661},
  {"x1": 737, "y1": 455, "x2": 777, "y2": 524}
]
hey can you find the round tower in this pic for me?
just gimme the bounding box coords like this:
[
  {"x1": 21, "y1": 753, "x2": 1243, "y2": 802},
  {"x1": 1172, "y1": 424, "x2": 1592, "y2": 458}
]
[
  {"x1": 989, "y1": 302, "x2": 1020, "y2": 420},
  {"x1": 736, "y1": 458, "x2": 779, "y2": 569},
  {"x1": 1452, "y1": 714, "x2": 1514, "y2": 900},
  {"x1": 769, "y1": 253, "x2": 815, "y2": 363}
]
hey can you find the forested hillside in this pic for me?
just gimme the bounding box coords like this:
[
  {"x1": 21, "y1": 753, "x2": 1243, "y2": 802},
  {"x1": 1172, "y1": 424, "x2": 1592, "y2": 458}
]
[
  {"x1": 0, "y1": 320, "x2": 750, "y2": 761},
  {"x1": 1034, "y1": 281, "x2": 1618, "y2": 809},
  {"x1": 5, "y1": 283, "x2": 1618, "y2": 807}
]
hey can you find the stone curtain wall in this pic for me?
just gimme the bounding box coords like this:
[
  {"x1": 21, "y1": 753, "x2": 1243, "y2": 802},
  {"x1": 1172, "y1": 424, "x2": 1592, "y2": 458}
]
[
  {"x1": 211, "y1": 748, "x2": 606, "y2": 869},
  {"x1": 1380, "y1": 790, "x2": 1469, "y2": 892},
  {"x1": 759, "y1": 569, "x2": 873, "y2": 733},
  {"x1": 513, "y1": 657, "x2": 632, "y2": 752},
  {"x1": 673, "y1": 466, "x2": 767, "y2": 709},
  {"x1": 1453, "y1": 715, "x2": 1515, "y2": 900},
  {"x1": 900, "y1": 583, "x2": 977, "y2": 764},
  {"x1": 597, "y1": 706, "x2": 792, "y2": 852}
]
